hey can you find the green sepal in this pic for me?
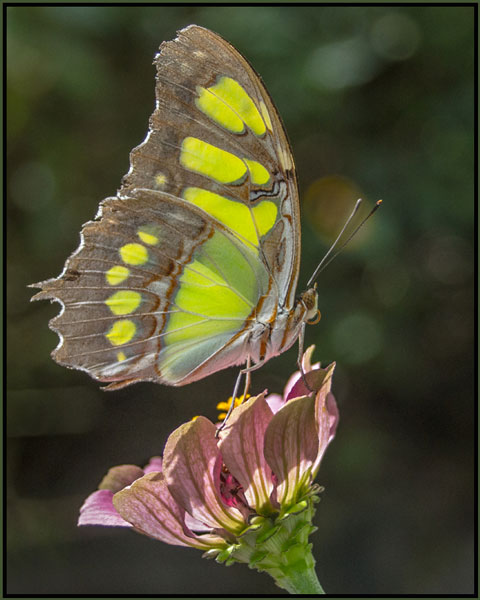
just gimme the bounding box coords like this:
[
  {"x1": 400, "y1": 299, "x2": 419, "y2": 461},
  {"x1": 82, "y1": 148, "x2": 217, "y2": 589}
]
[
  {"x1": 249, "y1": 549, "x2": 269, "y2": 566},
  {"x1": 279, "y1": 499, "x2": 308, "y2": 519},
  {"x1": 283, "y1": 521, "x2": 311, "y2": 549},
  {"x1": 256, "y1": 522, "x2": 281, "y2": 544},
  {"x1": 215, "y1": 544, "x2": 236, "y2": 563},
  {"x1": 239, "y1": 515, "x2": 266, "y2": 536},
  {"x1": 202, "y1": 548, "x2": 222, "y2": 560},
  {"x1": 222, "y1": 496, "x2": 324, "y2": 593},
  {"x1": 248, "y1": 515, "x2": 266, "y2": 527},
  {"x1": 283, "y1": 541, "x2": 316, "y2": 570}
]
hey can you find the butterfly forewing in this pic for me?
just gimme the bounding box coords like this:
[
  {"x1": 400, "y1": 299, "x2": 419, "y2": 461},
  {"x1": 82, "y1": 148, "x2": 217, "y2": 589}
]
[
  {"x1": 32, "y1": 25, "x2": 302, "y2": 388},
  {"x1": 121, "y1": 25, "x2": 301, "y2": 308}
]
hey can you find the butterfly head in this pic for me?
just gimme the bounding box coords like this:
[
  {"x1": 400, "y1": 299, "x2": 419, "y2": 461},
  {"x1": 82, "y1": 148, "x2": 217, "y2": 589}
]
[{"x1": 298, "y1": 286, "x2": 321, "y2": 325}]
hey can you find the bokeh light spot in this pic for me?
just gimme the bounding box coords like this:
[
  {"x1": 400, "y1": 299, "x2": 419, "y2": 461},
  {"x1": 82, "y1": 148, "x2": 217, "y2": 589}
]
[
  {"x1": 370, "y1": 13, "x2": 422, "y2": 61},
  {"x1": 304, "y1": 175, "x2": 375, "y2": 248},
  {"x1": 333, "y1": 312, "x2": 383, "y2": 364},
  {"x1": 306, "y1": 36, "x2": 379, "y2": 90}
]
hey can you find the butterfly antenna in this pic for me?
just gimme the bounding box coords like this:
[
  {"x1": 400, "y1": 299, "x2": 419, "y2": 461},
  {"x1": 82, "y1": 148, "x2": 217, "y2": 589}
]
[
  {"x1": 307, "y1": 198, "x2": 363, "y2": 287},
  {"x1": 307, "y1": 199, "x2": 382, "y2": 287}
]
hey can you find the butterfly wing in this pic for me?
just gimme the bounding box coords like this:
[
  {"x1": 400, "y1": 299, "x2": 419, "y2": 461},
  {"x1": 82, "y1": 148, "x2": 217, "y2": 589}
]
[{"x1": 32, "y1": 25, "x2": 301, "y2": 388}]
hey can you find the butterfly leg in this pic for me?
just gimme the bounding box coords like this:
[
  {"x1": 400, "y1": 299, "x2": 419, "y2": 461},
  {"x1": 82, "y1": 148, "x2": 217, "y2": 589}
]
[
  {"x1": 216, "y1": 356, "x2": 268, "y2": 437},
  {"x1": 243, "y1": 355, "x2": 252, "y2": 400},
  {"x1": 216, "y1": 368, "x2": 245, "y2": 437}
]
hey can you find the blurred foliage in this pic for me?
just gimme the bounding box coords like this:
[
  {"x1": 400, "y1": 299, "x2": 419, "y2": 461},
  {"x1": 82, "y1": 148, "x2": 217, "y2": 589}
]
[{"x1": 7, "y1": 5, "x2": 474, "y2": 595}]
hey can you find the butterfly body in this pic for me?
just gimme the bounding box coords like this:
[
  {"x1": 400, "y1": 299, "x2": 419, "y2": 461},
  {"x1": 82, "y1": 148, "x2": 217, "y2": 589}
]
[{"x1": 32, "y1": 25, "x2": 319, "y2": 389}]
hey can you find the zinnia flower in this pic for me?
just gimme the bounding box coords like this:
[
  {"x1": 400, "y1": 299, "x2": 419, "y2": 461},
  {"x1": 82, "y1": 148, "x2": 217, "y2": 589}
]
[{"x1": 78, "y1": 347, "x2": 338, "y2": 594}]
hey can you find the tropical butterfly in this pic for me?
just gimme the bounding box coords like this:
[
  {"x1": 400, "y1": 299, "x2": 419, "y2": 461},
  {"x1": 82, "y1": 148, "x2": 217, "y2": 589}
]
[{"x1": 31, "y1": 24, "x2": 321, "y2": 391}]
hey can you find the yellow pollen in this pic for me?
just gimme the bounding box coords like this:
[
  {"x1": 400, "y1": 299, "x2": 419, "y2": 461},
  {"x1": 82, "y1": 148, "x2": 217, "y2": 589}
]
[{"x1": 216, "y1": 394, "x2": 250, "y2": 421}]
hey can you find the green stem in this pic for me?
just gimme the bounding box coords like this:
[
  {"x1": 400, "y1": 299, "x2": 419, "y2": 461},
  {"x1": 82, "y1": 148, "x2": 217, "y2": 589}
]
[
  {"x1": 266, "y1": 549, "x2": 325, "y2": 594},
  {"x1": 276, "y1": 567, "x2": 325, "y2": 594}
]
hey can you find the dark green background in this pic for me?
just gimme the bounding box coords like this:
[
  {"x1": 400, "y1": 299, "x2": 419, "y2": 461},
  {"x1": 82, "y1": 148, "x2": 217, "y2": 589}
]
[{"x1": 7, "y1": 4, "x2": 475, "y2": 595}]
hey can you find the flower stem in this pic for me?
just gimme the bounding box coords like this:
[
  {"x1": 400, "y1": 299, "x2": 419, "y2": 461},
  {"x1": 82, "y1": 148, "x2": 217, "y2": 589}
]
[
  {"x1": 273, "y1": 562, "x2": 325, "y2": 594},
  {"x1": 266, "y1": 545, "x2": 325, "y2": 595}
]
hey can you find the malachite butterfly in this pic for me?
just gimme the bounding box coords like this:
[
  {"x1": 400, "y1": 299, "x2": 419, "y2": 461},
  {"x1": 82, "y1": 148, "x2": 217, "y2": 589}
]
[{"x1": 31, "y1": 25, "x2": 320, "y2": 390}]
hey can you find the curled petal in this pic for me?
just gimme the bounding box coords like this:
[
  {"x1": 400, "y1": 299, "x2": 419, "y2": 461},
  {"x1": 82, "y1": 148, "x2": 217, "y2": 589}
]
[
  {"x1": 98, "y1": 465, "x2": 145, "y2": 493},
  {"x1": 219, "y1": 393, "x2": 275, "y2": 514},
  {"x1": 264, "y1": 395, "x2": 319, "y2": 508},
  {"x1": 326, "y1": 392, "x2": 339, "y2": 440},
  {"x1": 312, "y1": 364, "x2": 339, "y2": 477},
  {"x1": 184, "y1": 512, "x2": 212, "y2": 533},
  {"x1": 113, "y1": 471, "x2": 224, "y2": 549},
  {"x1": 301, "y1": 344, "x2": 316, "y2": 373},
  {"x1": 78, "y1": 489, "x2": 131, "y2": 527},
  {"x1": 79, "y1": 463, "x2": 156, "y2": 528},
  {"x1": 281, "y1": 371, "x2": 302, "y2": 403},
  {"x1": 283, "y1": 345, "x2": 321, "y2": 401},
  {"x1": 163, "y1": 417, "x2": 246, "y2": 534}
]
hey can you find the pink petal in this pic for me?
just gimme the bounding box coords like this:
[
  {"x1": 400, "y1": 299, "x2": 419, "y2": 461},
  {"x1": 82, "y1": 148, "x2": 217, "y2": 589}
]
[
  {"x1": 312, "y1": 364, "x2": 339, "y2": 477},
  {"x1": 301, "y1": 345, "x2": 316, "y2": 372},
  {"x1": 265, "y1": 393, "x2": 284, "y2": 414},
  {"x1": 282, "y1": 347, "x2": 322, "y2": 401},
  {"x1": 327, "y1": 392, "x2": 340, "y2": 439},
  {"x1": 113, "y1": 471, "x2": 223, "y2": 549},
  {"x1": 313, "y1": 394, "x2": 337, "y2": 473},
  {"x1": 78, "y1": 489, "x2": 131, "y2": 527},
  {"x1": 143, "y1": 456, "x2": 163, "y2": 473},
  {"x1": 218, "y1": 393, "x2": 275, "y2": 514},
  {"x1": 282, "y1": 371, "x2": 304, "y2": 402},
  {"x1": 264, "y1": 395, "x2": 319, "y2": 508},
  {"x1": 184, "y1": 512, "x2": 212, "y2": 533},
  {"x1": 162, "y1": 417, "x2": 246, "y2": 533},
  {"x1": 98, "y1": 465, "x2": 145, "y2": 493}
]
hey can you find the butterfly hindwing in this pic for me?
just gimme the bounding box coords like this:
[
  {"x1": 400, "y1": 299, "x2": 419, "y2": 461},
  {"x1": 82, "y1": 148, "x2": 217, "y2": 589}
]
[{"x1": 33, "y1": 189, "x2": 272, "y2": 387}]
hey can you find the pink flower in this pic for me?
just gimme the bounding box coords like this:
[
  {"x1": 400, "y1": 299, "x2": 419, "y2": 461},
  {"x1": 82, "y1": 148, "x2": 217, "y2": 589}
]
[{"x1": 79, "y1": 348, "x2": 338, "y2": 593}]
